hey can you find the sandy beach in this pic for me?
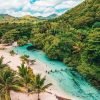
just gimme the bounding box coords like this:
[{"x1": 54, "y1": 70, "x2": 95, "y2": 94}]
[{"x1": 0, "y1": 44, "x2": 77, "y2": 100}]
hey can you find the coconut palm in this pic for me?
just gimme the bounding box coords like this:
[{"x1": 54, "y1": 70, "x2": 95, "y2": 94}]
[
  {"x1": 18, "y1": 63, "x2": 34, "y2": 92},
  {"x1": 0, "y1": 68, "x2": 23, "y2": 100},
  {"x1": 0, "y1": 56, "x2": 7, "y2": 69},
  {"x1": 20, "y1": 55, "x2": 29, "y2": 65},
  {"x1": 31, "y1": 74, "x2": 52, "y2": 100}
]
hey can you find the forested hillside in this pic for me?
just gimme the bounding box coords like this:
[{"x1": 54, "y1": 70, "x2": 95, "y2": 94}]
[
  {"x1": 0, "y1": 14, "x2": 40, "y2": 23},
  {"x1": 0, "y1": 0, "x2": 100, "y2": 89},
  {"x1": 55, "y1": 0, "x2": 100, "y2": 28},
  {"x1": 0, "y1": 14, "x2": 15, "y2": 21}
]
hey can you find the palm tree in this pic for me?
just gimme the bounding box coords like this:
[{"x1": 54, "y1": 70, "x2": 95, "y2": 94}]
[
  {"x1": 18, "y1": 63, "x2": 34, "y2": 92},
  {"x1": 20, "y1": 55, "x2": 29, "y2": 65},
  {"x1": 31, "y1": 74, "x2": 52, "y2": 100},
  {"x1": 0, "y1": 56, "x2": 7, "y2": 69},
  {"x1": 0, "y1": 68, "x2": 23, "y2": 100}
]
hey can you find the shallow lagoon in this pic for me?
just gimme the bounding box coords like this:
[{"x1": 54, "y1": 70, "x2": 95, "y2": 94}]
[{"x1": 13, "y1": 44, "x2": 100, "y2": 100}]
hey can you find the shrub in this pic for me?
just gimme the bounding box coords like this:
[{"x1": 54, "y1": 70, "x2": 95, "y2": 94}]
[{"x1": 92, "y1": 22, "x2": 100, "y2": 28}]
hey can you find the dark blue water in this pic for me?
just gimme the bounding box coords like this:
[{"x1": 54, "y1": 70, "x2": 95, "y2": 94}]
[{"x1": 13, "y1": 44, "x2": 100, "y2": 100}]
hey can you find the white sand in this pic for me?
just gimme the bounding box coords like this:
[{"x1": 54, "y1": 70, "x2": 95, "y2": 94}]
[
  {"x1": 0, "y1": 45, "x2": 79, "y2": 100},
  {"x1": 10, "y1": 91, "x2": 57, "y2": 100}
]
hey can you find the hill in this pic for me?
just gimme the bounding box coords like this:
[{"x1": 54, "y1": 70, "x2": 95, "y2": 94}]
[
  {"x1": 38, "y1": 14, "x2": 58, "y2": 19},
  {"x1": 55, "y1": 0, "x2": 100, "y2": 28},
  {"x1": 0, "y1": 14, "x2": 15, "y2": 21},
  {"x1": 19, "y1": 15, "x2": 39, "y2": 21},
  {"x1": 0, "y1": 14, "x2": 40, "y2": 23}
]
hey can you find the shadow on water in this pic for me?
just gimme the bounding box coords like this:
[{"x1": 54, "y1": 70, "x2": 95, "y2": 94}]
[{"x1": 13, "y1": 44, "x2": 100, "y2": 100}]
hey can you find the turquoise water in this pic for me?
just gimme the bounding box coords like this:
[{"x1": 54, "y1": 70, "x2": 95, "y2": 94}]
[{"x1": 13, "y1": 44, "x2": 100, "y2": 100}]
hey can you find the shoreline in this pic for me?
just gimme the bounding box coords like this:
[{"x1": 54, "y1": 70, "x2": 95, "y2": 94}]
[{"x1": 0, "y1": 44, "x2": 79, "y2": 100}]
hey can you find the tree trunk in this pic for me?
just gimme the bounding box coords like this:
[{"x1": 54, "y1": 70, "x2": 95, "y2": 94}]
[
  {"x1": 38, "y1": 92, "x2": 40, "y2": 100},
  {"x1": 5, "y1": 90, "x2": 11, "y2": 100}
]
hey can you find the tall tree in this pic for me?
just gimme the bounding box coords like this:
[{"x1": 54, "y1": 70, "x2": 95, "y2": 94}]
[
  {"x1": 0, "y1": 56, "x2": 7, "y2": 69},
  {"x1": 20, "y1": 55, "x2": 29, "y2": 65},
  {"x1": 0, "y1": 68, "x2": 23, "y2": 100},
  {"x1": 18, "y1": 63, "x2": 34, "y2": 92},
  {"x1": 31, "y1": 74, "x2": 52, "y2": 100}
]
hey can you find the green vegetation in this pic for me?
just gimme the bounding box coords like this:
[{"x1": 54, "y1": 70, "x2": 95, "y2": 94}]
[
  {"x1": 0, "y1": 56, "x2": 7, "y2": 69},
  {"x1": 30, "y1": 74, "x2": 52, "y2": 100},
  {"x1": 9, "y1": 50, "x2": 15, "y2": 56},
  {"x1": 0, "y1": 67, "x2": 23, "y2": 100},
  {"x1": 92, "y1": 22, "x2": 100, "y2": 28},
  {"x1": 17, "y1": 36, "x2": 28, "y2": 46},
  {"x1": 0, "y1": 0, "x2": 100, "y2": 89},
  {"x1": 0, "y1": 57, "x2": 51, "y2": 100},
  {"x1": 20, "y1": 55, "x2": 29, "y2": 65},
  {"x1": 18, "y1": 63, "x2": 34, "y2": 92}
]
